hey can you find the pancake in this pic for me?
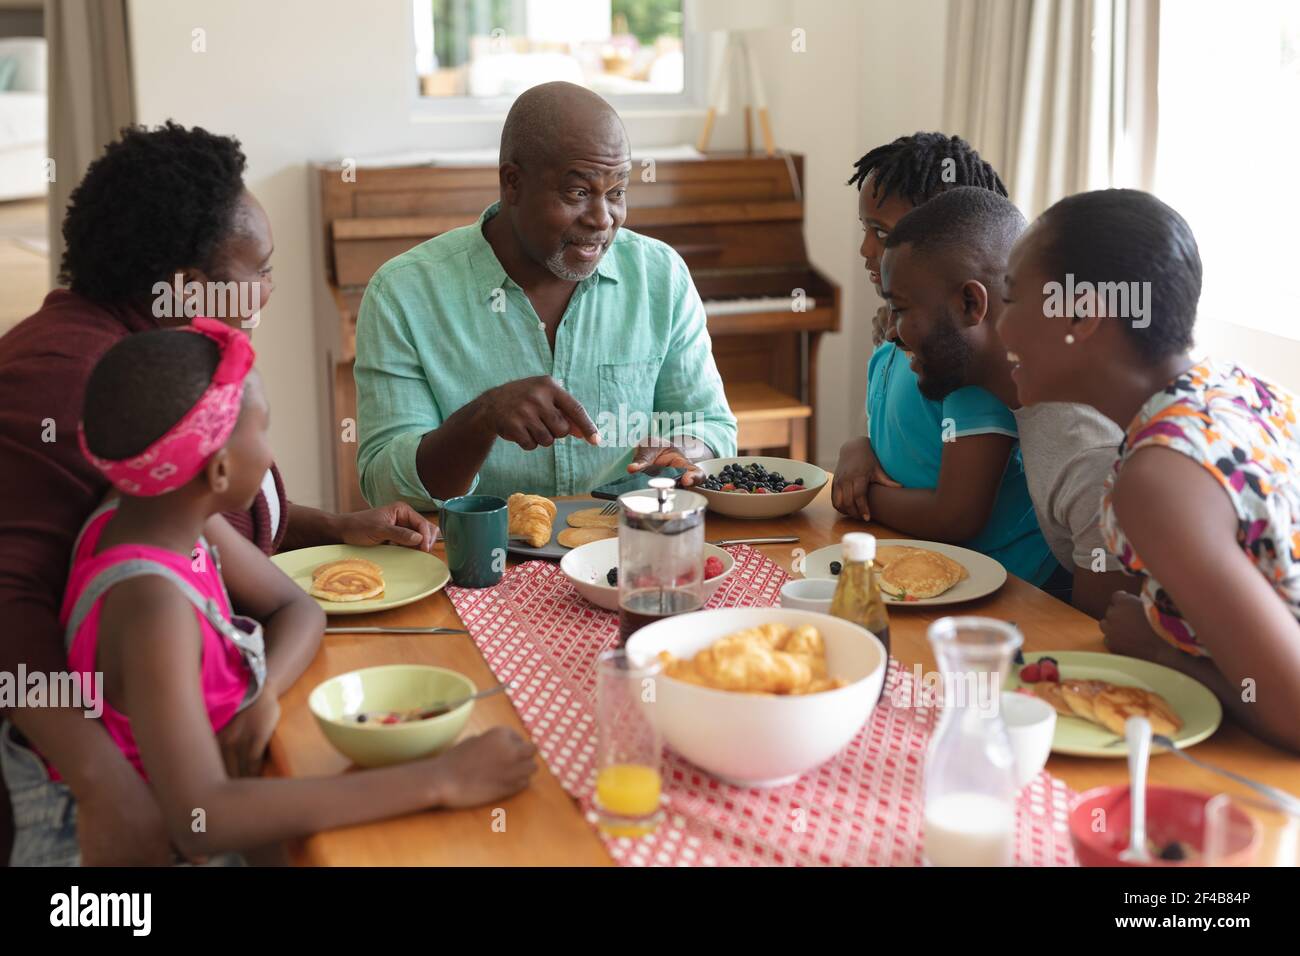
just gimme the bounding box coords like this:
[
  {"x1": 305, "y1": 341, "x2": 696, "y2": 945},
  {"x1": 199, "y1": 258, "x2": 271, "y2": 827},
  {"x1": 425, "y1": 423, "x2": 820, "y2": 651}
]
[
  {"x1": 311, "y1": 557, "x2": 383, "y2": 582},
  {"x1": 310, "y1": 562, "x2": 385, "y2": 602},
  {"x1": 873, "y1": 545, "x2": 924, "y2": 569},
  {"x1": 566, "y1": 507, "x2": 618, "y2": 530},
  {"x1": 557, "y1": 527, "x2": 616, "y2": 549},
  {"x1": 1093, "y1": 685, "x2": 1182, "y2": 737},
  {"x1": 1059, "y1": 679, "x2": 1109, "y2": 722},
  {"x1": 1029, "y1": 680, "x2": 1074, "y2": 717},
  {"x1": 877, "y1": 549, "x2": 968, "y2": 599}
]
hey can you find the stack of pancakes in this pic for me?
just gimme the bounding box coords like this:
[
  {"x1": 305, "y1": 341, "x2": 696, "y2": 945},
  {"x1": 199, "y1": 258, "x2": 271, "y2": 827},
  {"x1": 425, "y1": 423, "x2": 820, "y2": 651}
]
[
  {"x1": 874, "y1": 545, "x2": 968, "y2": 600},
  {"x1": 558, "y1": 505, "x2": 618, "y2": 548},
  {"x1": 1030, "y1": 678, "x2": 1182, "y2": 737},
  {"x1": 310, "y1": 558, "x2": 385, "y2": 603}
]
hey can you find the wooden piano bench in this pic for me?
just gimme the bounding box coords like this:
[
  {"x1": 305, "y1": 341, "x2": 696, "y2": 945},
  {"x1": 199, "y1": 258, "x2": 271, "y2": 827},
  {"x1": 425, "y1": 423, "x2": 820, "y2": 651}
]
[{"x1": 724, "y1": 381, "x2": 812, "y2": 461}]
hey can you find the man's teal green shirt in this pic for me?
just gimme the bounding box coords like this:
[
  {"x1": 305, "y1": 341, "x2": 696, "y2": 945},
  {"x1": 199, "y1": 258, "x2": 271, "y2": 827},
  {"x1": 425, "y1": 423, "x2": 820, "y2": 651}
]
[{"x1": 354, "y1": 203, "x2": 737, "y2": 507}]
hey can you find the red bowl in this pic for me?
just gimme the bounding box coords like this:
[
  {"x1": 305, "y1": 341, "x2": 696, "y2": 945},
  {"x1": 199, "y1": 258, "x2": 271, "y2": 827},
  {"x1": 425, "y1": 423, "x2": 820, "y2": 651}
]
[{"x1": 1070, "y1": 785, "x2": 1260, "y2": 867}]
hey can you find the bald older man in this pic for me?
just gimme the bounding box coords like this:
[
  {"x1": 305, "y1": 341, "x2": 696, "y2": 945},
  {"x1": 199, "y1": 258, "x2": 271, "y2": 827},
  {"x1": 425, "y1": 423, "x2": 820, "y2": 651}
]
[{"x1": 354, "y1": 82, "x2": 737, "y2": 505}]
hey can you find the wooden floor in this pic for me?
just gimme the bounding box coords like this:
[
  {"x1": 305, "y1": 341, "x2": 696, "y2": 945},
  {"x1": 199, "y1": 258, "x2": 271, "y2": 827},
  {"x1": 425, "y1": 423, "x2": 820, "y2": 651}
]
[{"x1": 0, "y1": 196, "x2": 49, "y2": 334}]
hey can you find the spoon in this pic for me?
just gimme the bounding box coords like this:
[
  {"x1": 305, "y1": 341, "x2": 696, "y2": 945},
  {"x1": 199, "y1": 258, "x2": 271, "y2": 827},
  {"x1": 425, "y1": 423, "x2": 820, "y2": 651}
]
[
  {"x1": 1150, "y1": 734, "x2": 1300, "y2": 816},
  {"x1": 1120, "y1": 715, "x2": 1153, "y2": 863},
  {"x1": 426, "y1": 682, "x2": 510, "y2": 715}
]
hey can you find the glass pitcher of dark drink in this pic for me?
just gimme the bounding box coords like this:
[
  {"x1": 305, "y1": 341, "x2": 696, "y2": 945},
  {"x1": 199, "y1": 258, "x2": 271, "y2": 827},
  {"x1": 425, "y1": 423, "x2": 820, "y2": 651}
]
[{"x1": 617, "y1": 477, "x2": 706, "y2": 644}]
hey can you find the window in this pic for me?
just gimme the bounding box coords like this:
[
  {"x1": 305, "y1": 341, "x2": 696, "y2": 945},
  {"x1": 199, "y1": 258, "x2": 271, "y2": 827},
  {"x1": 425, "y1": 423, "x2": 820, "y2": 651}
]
[
  {"x1": 413, "y1": 0, "x2": 694, "y2": 111},
  {"x1": 1155, "y1": 0, "x2": 1300, "y2": 340}
]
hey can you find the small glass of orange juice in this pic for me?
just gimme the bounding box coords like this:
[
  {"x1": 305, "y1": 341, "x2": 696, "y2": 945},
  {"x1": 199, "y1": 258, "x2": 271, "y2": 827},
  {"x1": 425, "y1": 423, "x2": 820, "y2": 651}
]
[{"x1": 594, "y1": 648, "x2": 664, "y2": 837}]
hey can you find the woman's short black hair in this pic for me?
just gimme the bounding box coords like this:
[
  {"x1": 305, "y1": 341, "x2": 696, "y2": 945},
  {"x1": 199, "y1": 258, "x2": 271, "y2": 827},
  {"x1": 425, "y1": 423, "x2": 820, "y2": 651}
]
[
  {"x1": 847, "y1": 131, "x2": 1006, "y2": 205},
  {"x1": 1034, "y1": 189, "x2": 1202, "y2": 362},
  {"x1": 82, "y1": 329, "x2": 220, "y2": 461},
  {"x1": 60, "y1": 121, "x2": 248, "y2": 304}
]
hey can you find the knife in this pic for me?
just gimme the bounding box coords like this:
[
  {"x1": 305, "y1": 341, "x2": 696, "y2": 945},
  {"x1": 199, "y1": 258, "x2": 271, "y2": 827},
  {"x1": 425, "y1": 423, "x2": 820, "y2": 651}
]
[
  {"x1": 325, "y1": 626, "x2": 469, "y2": 635},
  {"x1": 709, "y1": 536, "x2": 799, "y2": 547}
]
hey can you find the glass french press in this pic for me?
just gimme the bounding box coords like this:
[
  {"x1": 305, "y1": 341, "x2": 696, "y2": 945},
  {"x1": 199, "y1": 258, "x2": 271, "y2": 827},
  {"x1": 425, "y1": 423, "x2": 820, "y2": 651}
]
[{"x1": 616, "y1": 477, "x2": 707, "y2": 645}]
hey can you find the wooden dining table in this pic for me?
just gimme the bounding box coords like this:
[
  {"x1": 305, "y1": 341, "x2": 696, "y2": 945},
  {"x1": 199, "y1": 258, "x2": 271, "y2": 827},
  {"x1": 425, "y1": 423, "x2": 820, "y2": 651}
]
[{"x1": 267, "y1": 483, "x2": 1299, "y2": 866}]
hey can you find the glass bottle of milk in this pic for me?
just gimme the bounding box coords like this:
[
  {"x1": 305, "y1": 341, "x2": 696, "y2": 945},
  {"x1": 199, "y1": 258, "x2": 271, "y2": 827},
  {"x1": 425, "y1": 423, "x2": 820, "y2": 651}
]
[{"x1": 922, "y1": 617, "x2": 1022, "y2": 867}]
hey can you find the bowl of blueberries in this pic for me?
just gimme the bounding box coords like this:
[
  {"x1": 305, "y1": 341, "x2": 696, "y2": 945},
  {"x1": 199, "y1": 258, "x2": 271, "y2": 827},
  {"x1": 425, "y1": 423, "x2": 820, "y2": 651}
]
[{"x1": 691, "y1": 456, "x2": 828, "y2": 519}]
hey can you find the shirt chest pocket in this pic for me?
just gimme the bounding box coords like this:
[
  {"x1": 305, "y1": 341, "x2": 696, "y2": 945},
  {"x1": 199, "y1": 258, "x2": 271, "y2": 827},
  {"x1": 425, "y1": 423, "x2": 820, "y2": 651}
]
[{"x1": 596, "y1": 358, "x2": 662, "y2": 431}]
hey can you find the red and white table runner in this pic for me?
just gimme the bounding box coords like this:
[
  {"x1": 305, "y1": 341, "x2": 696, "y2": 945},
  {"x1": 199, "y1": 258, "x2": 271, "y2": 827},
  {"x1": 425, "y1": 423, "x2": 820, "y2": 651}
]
[{"x1": 447, "y1": 546, "x2": 1077, "y2": 866}]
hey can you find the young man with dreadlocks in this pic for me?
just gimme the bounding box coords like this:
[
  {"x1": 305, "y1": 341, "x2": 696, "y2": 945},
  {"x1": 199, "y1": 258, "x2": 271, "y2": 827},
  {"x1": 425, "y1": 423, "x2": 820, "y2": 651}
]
[{"x1": 831, "y1": 133, "x2": 1057, "y2": 590}]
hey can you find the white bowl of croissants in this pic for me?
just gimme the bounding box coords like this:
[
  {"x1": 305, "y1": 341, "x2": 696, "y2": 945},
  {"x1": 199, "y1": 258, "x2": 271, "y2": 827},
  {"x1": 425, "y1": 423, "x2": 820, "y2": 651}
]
[{"x1": 626, "y1": 607, "x2": 888, "y2": 787}]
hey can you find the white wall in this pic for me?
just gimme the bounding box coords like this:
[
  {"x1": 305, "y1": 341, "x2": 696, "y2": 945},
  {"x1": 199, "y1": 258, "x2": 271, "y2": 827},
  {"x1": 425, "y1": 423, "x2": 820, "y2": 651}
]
[
  {"x1": 127, "y1": 0, "x2": 949, "y2": 505},
  {"x1": 726, "y1": 0, "x2": 949, "y2": 463},
  {"x1": 1196, "y1": 322, "x2": 1300, "y2": 393}
]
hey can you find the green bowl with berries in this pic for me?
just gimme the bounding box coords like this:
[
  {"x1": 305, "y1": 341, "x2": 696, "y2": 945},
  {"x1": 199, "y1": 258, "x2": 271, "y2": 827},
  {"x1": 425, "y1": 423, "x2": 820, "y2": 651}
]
[
  {"x1": 309, "y1": 664, "x2": 477, "y2": 768},
  {"x1": 692, "y1": 457, "x2": 827, "y2": 519}
]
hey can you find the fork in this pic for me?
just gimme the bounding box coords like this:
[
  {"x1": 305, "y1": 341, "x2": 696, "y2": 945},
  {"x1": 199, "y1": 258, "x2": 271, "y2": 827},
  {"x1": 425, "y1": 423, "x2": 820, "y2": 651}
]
[{"x1": 1150, "y1": 734, "x2": 1300, "y2": 816}]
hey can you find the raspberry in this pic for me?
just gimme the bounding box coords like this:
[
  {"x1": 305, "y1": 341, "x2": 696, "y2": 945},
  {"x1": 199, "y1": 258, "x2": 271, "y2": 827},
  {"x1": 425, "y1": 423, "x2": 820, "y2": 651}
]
[
  {"x1": 1039, "y1": 660, "x2": 1060, "y2": 682},
  {"x1": 721, "y1": 482, "x2": 736, "y2": 491},
  {"x1": 753, "y1": 486, "x2": 769, "y2": 494},
  {"x1": 1019, "y1": 662, "x2": 1042, "y2": 683},
  {"x1": 704, "y1": 556, "x2": 724, "y2": 579},
  {"x1": 781, "y1": 484, "x2": 801, "y2": 493}
]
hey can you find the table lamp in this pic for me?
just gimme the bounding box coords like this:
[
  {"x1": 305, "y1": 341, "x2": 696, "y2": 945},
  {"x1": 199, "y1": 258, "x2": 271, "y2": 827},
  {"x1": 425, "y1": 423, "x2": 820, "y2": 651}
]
[{"x1": 690, "y1": 0, "x2": 792, "y2": 155}]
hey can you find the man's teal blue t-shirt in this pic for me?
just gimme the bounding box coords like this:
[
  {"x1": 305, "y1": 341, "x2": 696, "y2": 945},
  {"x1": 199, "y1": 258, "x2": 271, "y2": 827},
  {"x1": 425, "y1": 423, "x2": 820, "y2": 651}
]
[{"x1": 866, "y1": 341, "x2": 1056, "y2": 585}]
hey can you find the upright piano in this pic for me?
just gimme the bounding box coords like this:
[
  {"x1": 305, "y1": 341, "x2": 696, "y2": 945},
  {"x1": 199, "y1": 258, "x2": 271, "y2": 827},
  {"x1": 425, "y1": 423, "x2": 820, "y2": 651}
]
[{"x1": 316, "y1": 152, "x2": 841, "y2": 512}]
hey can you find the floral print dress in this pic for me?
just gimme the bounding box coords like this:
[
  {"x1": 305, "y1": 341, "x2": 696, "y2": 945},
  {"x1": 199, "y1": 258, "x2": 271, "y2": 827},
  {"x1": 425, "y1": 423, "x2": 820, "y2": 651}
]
[{"x1": 1100, "y1": 360, "x2": 1300, "y2": 656}]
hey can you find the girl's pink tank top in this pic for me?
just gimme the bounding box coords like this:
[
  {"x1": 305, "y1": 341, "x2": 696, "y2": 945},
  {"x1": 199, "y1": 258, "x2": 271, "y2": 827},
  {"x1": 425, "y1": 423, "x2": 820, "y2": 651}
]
[{"x1": 56, "y1": 505, "x2": 252, "y2": 779}]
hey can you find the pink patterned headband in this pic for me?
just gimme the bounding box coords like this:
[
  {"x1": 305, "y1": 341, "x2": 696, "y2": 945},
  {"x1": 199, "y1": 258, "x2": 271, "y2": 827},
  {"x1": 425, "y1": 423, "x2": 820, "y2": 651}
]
[{"x1": 79, "y1": 317, "x2": 256, "y2": 496}]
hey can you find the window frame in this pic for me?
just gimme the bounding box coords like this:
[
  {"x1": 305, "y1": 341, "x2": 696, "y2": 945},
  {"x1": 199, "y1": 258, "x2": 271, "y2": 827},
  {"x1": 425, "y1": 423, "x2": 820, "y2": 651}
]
[{"x1": 407, "y1": 0, "x2": 708, "y2": 121}]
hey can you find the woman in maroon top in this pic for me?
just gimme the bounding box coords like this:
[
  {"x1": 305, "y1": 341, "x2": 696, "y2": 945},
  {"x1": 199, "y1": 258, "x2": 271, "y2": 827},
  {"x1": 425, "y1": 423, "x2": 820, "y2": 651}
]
[{"x1": 0, "y1": 123, "x2": 435, "y2": 865}]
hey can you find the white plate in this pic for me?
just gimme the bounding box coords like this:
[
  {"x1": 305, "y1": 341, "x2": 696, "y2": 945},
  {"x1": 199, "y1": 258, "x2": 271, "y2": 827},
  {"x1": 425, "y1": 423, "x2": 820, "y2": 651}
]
[{"x1": 802, "y1": 540, "x2": 1007, "y2": 606}]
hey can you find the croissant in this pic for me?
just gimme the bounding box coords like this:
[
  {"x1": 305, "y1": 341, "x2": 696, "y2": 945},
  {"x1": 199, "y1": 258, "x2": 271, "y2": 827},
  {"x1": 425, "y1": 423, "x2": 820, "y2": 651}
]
[{"x1": 508, "y1": 493, "x2": 555, "y2": 548}]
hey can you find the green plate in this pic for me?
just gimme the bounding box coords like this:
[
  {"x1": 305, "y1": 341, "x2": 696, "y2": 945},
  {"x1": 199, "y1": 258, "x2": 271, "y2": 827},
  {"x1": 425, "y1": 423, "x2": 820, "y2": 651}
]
[
  {"x1": 1006, "y1": 651, "x2": 1222, "y2": 757},
  {"x1": 271, "y1": 544, "x2": 449, "y2": 615}
]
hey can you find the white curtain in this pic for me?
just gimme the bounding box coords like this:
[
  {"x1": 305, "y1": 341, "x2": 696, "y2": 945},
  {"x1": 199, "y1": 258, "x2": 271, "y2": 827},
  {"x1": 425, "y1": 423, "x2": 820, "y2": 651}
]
[
  {"x1": 943, "y1": 0, "x2": 1159, "y2": 217},
  {"x1": 45, "y1": 0, "x2": 135, "y2": 285}
]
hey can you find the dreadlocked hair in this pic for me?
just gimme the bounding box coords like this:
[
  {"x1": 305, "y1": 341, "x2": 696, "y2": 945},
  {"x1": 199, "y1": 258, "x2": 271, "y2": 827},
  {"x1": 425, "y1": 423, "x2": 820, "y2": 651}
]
[{"x1": 846, "y1": 132, "x2": 1006, "y2": 205}]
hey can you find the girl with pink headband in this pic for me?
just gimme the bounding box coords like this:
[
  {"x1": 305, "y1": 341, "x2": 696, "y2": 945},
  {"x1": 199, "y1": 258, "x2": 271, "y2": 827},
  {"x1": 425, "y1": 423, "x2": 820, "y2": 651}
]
[{"x1": 0, "y1": 318, "x2": 537, "y2": 866}]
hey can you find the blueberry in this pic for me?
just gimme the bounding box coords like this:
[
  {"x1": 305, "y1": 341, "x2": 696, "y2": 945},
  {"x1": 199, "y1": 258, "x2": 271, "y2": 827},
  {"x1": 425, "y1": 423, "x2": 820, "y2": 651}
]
[
  {"x1": 1158, "y1": 842, "x2": 1188, "y2": 861},
  {"x1": 1013, "y1": 647, "x2": 1026, "y2": 666},
  {"x1": 830, "y1": 561, "x2": 842, "y2": 575},
  {"x1": 795, "y1": 477, "x2": 804, "y2": 485},
  {"x1": 606, "y1": 567, "x2": 618, "y2": 586}
]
